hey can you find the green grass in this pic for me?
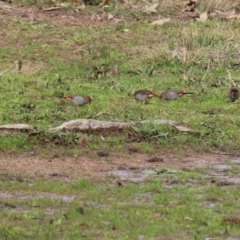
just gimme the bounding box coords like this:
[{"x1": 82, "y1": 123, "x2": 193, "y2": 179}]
[
  {"x1": 1, "y1": 2, "x2": 240, "y2": 151},
  {"x1": 1, "y1": 1, "x2": 240, "y2": 238},
  {"x1": 1, "y1": 167, "x2": 240, "y2": 239}
]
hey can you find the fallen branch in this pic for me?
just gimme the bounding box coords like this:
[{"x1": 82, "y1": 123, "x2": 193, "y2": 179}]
[
  {"x1": 43, "y1": 7, "x2": 64, "y2": 11},
  {"x1": 0, "y1": 124, "x2": 33, "y2": 131},
  {"x1": 49, "y1": 119, "x2": 197, "y2": 133},
  {"x1": 0, "y1": 120, "x2": 197, "y2": 134},
  {"x1": 227, "y1": 69, "x2": 237, "y2": 86},
  {"x1": 49, "y1": 119, "x2": 130, "y2": 132}
]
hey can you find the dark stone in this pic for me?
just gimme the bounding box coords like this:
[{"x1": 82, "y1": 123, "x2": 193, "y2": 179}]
[
  {"x1": 97, "y1": 150, "x2": 109, "y2": 157},
  {"x1": 146, "y1": 156, "x2": 164, "y2": 163}
]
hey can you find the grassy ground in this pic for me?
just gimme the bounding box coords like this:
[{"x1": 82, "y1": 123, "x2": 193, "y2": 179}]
[
  {"x1": 1, "y1": 164, "x2": 240, "y2": 240},
  {"x1": 1, "y1": 0, "x2": 240, "y2": 153},
  {"x1": 1, "y1": 0, "x2": 240, "y2": 239}
]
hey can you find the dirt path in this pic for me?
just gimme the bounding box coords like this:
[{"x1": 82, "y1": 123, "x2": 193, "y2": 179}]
[{"x1": 0, "y1": 150, "x2": 237, "y2": 179}]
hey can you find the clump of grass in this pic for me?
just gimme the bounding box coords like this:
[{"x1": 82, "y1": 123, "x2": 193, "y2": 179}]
[
  {"x1": 197, "y1": 0, "x2": 240, "y2": 12},
  {"x1": 11, "y1": 0, "x2": 74, "y2": 6}
]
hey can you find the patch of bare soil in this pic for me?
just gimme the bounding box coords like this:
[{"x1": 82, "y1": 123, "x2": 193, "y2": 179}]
[
  {"x1": 0, "y1": 150, "x2": 236, "y2": 179},
  {"x1": 0, "y1": 3, "x2": 117, "y2": 27},
  {"x1": 0, "y1": 3, "x2": 126, "y2": 61}
]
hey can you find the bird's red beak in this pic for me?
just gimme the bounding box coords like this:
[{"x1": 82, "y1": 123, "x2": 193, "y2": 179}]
[
  {"x1": 178, "y1": 92, "x2": 184, "y2": 96},
  {"x1": 148, "y1": 92, "x2": 156, "y2": 97},
  {"x1": 63, "y1": 96, "x2": 73, "y2": 101}
]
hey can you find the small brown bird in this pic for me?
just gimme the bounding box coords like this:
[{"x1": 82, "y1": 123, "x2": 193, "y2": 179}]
[
  {"x1": 63, "y1": 95, "x2": 92, "y2": 106},
  {"x1": 160, "y1": 90, "x2": 194, "y2": 100},
  {"x1": 228, "y1": 87, "x2": 240, "y2": 102},
  {"x1": 134, "y1": 89, "x2": 156, "y2": 103}
]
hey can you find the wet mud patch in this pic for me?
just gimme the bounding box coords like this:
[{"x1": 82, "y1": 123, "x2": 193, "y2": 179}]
[
  {"x1": 0, "y1": 151, "x2": 238, "y2": 179},
  {"x1": 106, "y1": 164, "x2": 240, "y2": 184},
  {"x1": 0, "y1": 190, "x2": 76, "y2": 214},
  {"x1": 102, "y1": 155, "x2": 240, "y2": 187},
  {"x1": 1, "y1": 152, "x2": 240, "y2": 239},
  {"x1": 207, "y1": 158, "x2": 240, "y2": 185},
  {"x1": 0, "y1": 173, "x2": 25, "y2": 182},
  {"x1": 0, "y1": 191, "x2": 75, "y2": 202},
  {"x1": 1, "y1": 154, "x2": 239, "y2": 211}
]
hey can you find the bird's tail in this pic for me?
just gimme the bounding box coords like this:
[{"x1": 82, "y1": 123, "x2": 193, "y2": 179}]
[{"x1": 177, "y1": 91, "x2": 194, "y2": 97}]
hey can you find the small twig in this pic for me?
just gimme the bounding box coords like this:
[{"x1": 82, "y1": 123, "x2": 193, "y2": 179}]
[
  {"x1": 207, "y1": 57, "x2": 213, "y2": 71},
  {"x1": 217, "y1": 53, "x2": 240, "y2": 58},
  {"x1": 201, "y1": 55, "x2": 213, "y2": 81},
  {"x1": 0, "y1": 63, "x2": 15, "y2": 76},
  {"x1": 145, "y1": 84, "x2": 155, "y2": 90},
  {"x1": 201, "y1": 68, "x2": 209, "y2": 82},
  {"x1": 92, "y1": 111, "x2": 110, "y2": 119},
  {"x1": 15, "y1": 60, "x2": 22, "y2": 71},
  {"x1": 43, "y1": 7, "x2": 64, "y2": 11},
  {"x1": 227, "y1": 69, "x2": 236, "y2": 86}
]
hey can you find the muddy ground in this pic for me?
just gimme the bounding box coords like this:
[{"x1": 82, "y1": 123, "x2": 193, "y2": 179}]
[{"x1": 0, "y1": 150, "x2": 239, "y2": 180}]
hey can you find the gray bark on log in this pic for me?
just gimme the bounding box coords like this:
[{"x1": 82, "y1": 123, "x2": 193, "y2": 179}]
[
  {"x1": 0, "y1": 124, "x2": 33, "y2": 131},
  {"x1": 49, "y1": 119, "x2": 197, "y2": 133}
]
